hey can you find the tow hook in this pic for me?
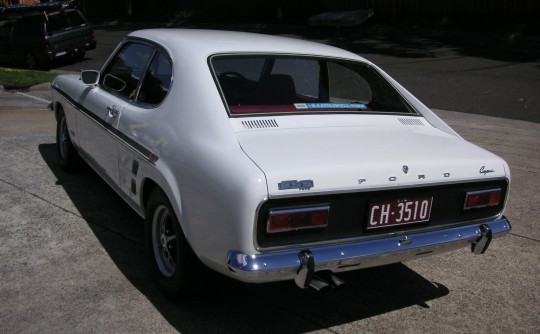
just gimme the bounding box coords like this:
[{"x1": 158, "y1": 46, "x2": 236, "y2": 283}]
[{"x1": 472, "y1": 224, "x2": 493, "y2": 255}]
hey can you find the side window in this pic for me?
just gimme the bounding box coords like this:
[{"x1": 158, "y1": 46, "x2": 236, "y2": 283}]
[
  {"x1": 328, "y1": 62, "x2": 372, "y2": 103},
  {"x1": 102, "y1": 42, "x2": 154, "y2": 100},
  {"x1": 137, "y1": 51, "x2": 172, "y2": 105},
  {"x1": 13, "y1": 17, "x2": 43, "y2": 37}
]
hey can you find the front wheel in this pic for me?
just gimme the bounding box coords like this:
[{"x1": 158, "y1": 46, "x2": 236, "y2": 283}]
[
  {"x1": 56, "y1": 108, "x2": 80, "y2": 171},
  {"x1": 145, "y1": 188, "x2": 198, "y2": 297}
]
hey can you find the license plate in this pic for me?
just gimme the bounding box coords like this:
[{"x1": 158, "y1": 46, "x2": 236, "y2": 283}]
[
  {"x1": 367, "y1": 196, "x2": 433, "y2": 230},
  {"x1": 55, "y1": 51, "x2": 67, "y2": 57}
]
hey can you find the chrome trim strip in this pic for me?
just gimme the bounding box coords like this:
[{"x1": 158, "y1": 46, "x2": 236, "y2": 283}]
[{"x1": 227, "y1": 217, "x2": 511, "y2": 283}]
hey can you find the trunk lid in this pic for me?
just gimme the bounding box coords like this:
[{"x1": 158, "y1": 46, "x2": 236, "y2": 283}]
[{"x1": 236, "y1": 124, "x2": 507, "y2": 197}]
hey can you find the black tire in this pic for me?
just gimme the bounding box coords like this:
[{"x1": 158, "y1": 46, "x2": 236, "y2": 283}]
[
  {"x1": 145, "y1": 188, "x2": 198, "y2": 298},
  {"x1": 24, "y1": 52, "x2": 39, "y2": 70},
  {"x1": 56, "y1": 108, "x2": 80, "y2": 171},
  {"x1": 73, "y1": 50, "x2": 86, "y2": 61}
]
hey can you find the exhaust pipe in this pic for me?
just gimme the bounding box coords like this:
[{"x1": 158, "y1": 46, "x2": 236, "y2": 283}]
[
  {"x1": 314, "y1": 271, "x2": 346, "y2": 290},
  {"x1": 309, "y1": 275, "x2": 331, "y2": 292}
]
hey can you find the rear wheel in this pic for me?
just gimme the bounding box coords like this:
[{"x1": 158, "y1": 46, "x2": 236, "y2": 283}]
[
  {"x1": 56, "y1": 108, "x2": 80, "y2": 171},
  {"x1": 24, "y1": 52, "x2": 38, "y2": 70},
  {"x1": 73, "y1": 50, "x2": 86, "y2": 61},
  {"x1": 145, "y1": 188, "x2": 198, "y2": 298}
]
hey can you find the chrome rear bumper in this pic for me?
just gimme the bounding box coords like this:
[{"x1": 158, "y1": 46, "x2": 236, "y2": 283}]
[{"x1": 226, "y1": 217, "x2": 511, "y2": 284}]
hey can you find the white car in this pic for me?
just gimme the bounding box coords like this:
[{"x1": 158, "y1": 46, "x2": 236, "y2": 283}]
[{"x1": 50, "y1": 29, "x2": 511, "y2": 296}]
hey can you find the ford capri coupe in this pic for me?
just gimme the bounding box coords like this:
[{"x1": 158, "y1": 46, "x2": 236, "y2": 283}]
[{"x1": 50, "y1": 29, "x2": 511, "y2": 295}]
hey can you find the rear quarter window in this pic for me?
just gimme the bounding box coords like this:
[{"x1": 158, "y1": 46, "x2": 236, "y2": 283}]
[{"x1": 137, "y1": 51, "x2": 173, "y2": 105}]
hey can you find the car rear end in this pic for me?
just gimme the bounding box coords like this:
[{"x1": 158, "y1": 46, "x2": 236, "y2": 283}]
[
  {"x1": 44, "y1": 9, "x2": 96, "y2": 61},
  {"x1": 209, "y1": 53, "x2": 511, "y2": 290},
  {"x1": 227, "y1": 119, "x2": 511, "y2": 289}
]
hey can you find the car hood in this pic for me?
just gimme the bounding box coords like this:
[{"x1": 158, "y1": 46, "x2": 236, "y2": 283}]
[{"x1": 236, "y1": 125, "x2": 508, "y2": 197}]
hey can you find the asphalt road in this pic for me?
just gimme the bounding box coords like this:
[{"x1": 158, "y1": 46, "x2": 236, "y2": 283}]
[{"x1": 55, "y1": 24, "x2": 540, "y2": 123}]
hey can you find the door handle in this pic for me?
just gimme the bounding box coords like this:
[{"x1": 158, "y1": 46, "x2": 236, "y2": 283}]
[{"x1": 107, "y1": 105, "x2": 120, "y2": 118}]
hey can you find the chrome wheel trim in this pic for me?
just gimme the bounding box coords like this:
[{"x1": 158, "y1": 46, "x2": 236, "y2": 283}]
[{"x1": 151, "y1": 204, "x2": 177, "y2": 278}]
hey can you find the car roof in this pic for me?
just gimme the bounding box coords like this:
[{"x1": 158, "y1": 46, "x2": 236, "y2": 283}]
[{"x1": 129, "y1": 29, "x2": 367, "y2": 62}]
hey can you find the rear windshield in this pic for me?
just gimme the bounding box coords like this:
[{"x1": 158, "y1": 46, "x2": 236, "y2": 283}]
[
  {"x1": 46, "y1": 10, "x2": 86, "y2": 35},
  {"x1": 211, "y1": 55, "x2": 414, "y2": 116}
]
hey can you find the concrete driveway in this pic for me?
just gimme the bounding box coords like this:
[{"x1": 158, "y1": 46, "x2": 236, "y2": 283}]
[{"x1": 0, "y1": 90, "x2": 538, "y2": 333}]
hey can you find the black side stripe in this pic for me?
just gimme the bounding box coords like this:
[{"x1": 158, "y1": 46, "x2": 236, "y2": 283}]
[{"x1": 52, "y1": 86, "x2": 158, "y2": 164}]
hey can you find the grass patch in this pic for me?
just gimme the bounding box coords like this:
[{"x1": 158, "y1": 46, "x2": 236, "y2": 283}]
[{"x1": 0, "y1": 67, "x2": 57, "y2": 88}]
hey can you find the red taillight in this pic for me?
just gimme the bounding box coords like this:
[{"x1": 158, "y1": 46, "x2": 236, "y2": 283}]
[
  {"x1": 267, "y1": 206, "x2": 329, "y2": 233},
  {"x1": 45, "y1": 40, "x2": 50, "y2": 50},
  {"x1": 464, "y1": 189, "x2": 502, "y2": 210}
]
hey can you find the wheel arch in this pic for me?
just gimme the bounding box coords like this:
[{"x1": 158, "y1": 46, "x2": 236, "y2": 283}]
[
  {"x1": 140, "y1": 175, "x2": 196, "y2": 253},
  {"x1": 141, "y1": 177, "x2": 160, "y2": 215},
  {"x1": 53, "y1": 101, "x2": 63, "y2": 121},
  {"x1": 140, "y1": 174, "x2": 184, "y2": 230}
]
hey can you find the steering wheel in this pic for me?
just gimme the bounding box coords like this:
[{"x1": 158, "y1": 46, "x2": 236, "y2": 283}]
[{"x1": 219, "y1": 71, "x2": 248, "y2": 81}]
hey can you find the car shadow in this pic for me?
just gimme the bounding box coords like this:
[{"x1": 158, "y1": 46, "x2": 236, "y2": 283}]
[{"x1": 39, "y1": 142, "x2": 449, "y2": 333}]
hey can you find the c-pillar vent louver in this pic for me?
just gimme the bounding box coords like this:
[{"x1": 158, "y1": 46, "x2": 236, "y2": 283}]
[
  {"x1": 242, "y1": 119, "x2": 279, "y2": 129},
  {"x1": 398, "y1": 118, "x2": 424, "y2": 126}
]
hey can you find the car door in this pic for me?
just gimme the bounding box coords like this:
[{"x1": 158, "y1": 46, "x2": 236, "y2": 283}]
[
  {"x1": 77, "y1": 41, "x2": 155, "y2": 187},
  {"x1": 114, "y1": 48, "x2": 173, "y2": 205}
]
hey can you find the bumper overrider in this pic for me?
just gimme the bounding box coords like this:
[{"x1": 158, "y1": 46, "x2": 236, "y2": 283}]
[{"x1": 227, "y1": 217, "x2": 510, "y2": 289}]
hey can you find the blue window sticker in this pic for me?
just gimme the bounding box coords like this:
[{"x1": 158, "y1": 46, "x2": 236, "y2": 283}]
[{"x1": 294, "y1": 103, "x2": 367, "y2": 110}]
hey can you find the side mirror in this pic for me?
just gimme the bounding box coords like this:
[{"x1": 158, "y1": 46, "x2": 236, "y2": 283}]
[{"x1": 80, "y1": 70, "x2": 100, "y2": 86}]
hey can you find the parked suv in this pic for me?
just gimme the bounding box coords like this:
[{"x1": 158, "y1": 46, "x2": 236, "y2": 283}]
[{"x1": 0, "y1": 8, "x2": 96, "y2": 69}]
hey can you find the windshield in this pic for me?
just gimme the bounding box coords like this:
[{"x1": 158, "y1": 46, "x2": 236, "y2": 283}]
[{"x1": 211, "y1": 55, "x2": 415, "y2": 116}]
